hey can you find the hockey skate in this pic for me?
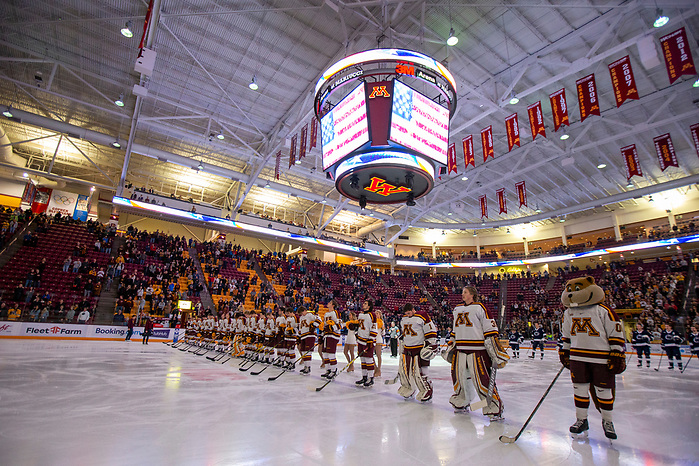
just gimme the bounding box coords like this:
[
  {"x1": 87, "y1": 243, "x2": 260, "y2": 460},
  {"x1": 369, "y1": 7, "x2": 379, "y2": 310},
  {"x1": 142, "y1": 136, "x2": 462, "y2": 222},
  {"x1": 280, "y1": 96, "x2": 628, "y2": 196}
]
[
  {"x1": 286, "y1": 363, "x2": 295, "y2": 371},
  {"x1": 355, "y1": 376, "x2": 368, "y2": 386},
  {"x1": 363, "y1": 377, "x2": 374, "y2": 387},
  {"x1": 602, "y1": 420, "x2": 617, "y2": 440},
  {"x1": 326, "y1": 368, "x2": 337, "y2": 379},
  {"x1": 321, "y1": 369, "x2": 332, "y2": 379},
  {"x1": 569, "y1": 418, "x2": 589, "y2": 436},
  {"x1": 299, "y1": 366, "x2": 310, "y2": 375},
  {"x1": 637, "y1": 361, "x2": 642, "y2": 367},
  {"x1": 487, "y1": 413, "x2": 505, "y2": 422}
]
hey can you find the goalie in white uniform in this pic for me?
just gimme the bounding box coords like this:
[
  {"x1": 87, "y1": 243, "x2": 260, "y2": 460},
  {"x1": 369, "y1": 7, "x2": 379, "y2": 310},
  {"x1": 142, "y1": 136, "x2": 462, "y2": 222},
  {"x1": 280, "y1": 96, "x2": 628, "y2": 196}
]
[
  {"x1": 398, "y1": 303, "x2": 438, "y2": 402},
  {"x1": 446, "y1": 286, "x2": 509, "y2": 420}
]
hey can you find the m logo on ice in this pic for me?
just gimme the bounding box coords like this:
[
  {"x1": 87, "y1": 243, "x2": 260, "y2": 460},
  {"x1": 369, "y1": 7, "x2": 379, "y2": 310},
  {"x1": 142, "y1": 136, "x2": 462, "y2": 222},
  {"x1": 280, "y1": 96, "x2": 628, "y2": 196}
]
[{"x1": 569, "y1": 317, "x2": 600, "y2": 337}]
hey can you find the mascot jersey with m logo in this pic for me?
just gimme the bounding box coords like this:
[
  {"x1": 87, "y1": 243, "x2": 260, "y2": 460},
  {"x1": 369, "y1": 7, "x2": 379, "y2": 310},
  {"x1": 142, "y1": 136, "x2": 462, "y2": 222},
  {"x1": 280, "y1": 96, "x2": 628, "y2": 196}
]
[{"x1": 562, "y1": 305, "x2": 625, "y2": 364}]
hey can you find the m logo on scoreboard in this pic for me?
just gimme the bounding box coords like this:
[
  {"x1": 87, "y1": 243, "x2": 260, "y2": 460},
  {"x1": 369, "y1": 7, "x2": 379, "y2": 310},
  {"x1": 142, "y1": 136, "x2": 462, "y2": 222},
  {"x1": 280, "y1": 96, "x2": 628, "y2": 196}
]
[
  {"x1": 369, "y1": 85, "x2": 391, "y2": 98},
  {"x1": 364, "y1": 177, "x2": 411, "y2": 196}
]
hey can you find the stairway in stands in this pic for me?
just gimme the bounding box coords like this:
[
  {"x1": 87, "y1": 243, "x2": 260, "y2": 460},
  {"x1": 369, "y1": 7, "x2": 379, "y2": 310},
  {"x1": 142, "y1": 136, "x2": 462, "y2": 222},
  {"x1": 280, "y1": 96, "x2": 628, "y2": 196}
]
[
  {"x1": 92, "y1": 235, "x2": 125, "y2": 324},
  {"x1": 0, "y1": 216, "x2": 37, "y2": 270},
  {"x1": 190, "y1": 246, "x2": 215, "y2": 311},
  {"x1": 417, "y1": 278, "x2": 440, "y2": 311}
]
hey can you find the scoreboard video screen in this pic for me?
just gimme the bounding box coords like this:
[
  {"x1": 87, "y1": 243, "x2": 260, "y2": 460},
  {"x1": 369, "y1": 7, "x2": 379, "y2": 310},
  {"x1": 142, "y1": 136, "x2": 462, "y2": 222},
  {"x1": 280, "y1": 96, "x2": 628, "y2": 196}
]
[
  {"x1": 389, "y1": 80, "x2": 449, "y2": 166},
  {"x1": 321, "y1": 83, "x2": 370, "y2": 170}
]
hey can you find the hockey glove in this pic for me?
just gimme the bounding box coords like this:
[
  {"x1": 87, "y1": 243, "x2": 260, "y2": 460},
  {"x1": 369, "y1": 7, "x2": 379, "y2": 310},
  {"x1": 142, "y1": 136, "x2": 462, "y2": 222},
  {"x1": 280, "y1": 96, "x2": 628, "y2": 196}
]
[
  {"x1": 485, "y1": 336, "x2": 510, "y2": 369},
  {"x1": 559, "y1": 349, "x2": 570, "y2": 369},
  {"x1": 607, "y1": 350, "x2": 626, "y2": 374},
  {"x1": 441, "y1": 342, "x2": 455, "y2": 364}
]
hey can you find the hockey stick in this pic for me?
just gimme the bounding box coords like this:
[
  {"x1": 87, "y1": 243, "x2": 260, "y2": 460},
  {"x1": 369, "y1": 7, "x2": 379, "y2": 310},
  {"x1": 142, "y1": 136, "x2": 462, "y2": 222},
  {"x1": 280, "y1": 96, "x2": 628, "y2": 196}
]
[
  {"x1": 250, "y1": 353, "x2": 286, "y2": 376},
  {"x1": 384, "y1": 373, "x2": 400, "y2": 385},
  {"x1": 471, "y1": 364, "x2": 497, "y2": 411},
  {"x1": 680, "y1": 354, "x2": 694, "y2": 373},
  {"x1": 268, "y1": 342, "x2": 320, "y2": 381},
  {"x1": 311, "y1": 346, "x2": 368, "y2": 392},
  {"x1": 654, "y1": 351, "x2": 665, "y2": 371},
  {"x1": 499, "y1": 365, "x2": 565, "y2": 444}
]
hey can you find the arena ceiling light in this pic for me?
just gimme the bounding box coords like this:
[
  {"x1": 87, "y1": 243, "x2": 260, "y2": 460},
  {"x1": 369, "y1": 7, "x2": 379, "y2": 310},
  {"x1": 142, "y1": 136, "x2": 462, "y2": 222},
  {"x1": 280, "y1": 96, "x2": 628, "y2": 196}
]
[
  {"x1": 508, "y1": 94, "x2": 519, "y2": 105},
  {"x1": 461, "y1": 176, "x2": 468, "y2": 181},
  {"x1": 114, "y1": 94, "x2": 125, "y2": 107},
  {"x1": 197, "y1": 162, "x2": 204, "y2": 171},
  {"x1": 559, "y1": 131, "x2": 570, "y2": 140},
  {"x1": 111, "y1": 140, "x2": 121, "y2": 148},
  {"x1": 447, "y1": 28, "x2": 458, "y2": 46},
  {"x1": 2, "y1": 106, "x2": 13, "y2": 118},
  {"x1": 121, "y1": 21, "x2": 134, "y2": 38},
  {"x1": 653, "y1": 9, "x2": 669, "y2": 28},
  {"x1": 693, "y1": 77, "x2": 699, "y2": 88},
  {"x1": 216, "y1": 131, "x2": 224, "y2": 140},
  {"x1": 597, "y1": 160, "x2": 607, "y2": 169},
  {"x1": 248, "y1": 76, "x2": 259, "y2": 91}
]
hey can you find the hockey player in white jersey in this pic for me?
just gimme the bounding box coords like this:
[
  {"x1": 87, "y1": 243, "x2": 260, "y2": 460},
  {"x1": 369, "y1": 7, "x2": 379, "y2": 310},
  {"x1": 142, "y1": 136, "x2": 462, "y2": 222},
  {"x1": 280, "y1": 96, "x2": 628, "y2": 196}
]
[
  {"x1": 559, "y1": 276, "x2": 626, "y2": 440},
  {"x1": 447, "y1": 286, "x2": 509, "y2": 420},
  {"x1": 398, "y1": 303, "x2": 438, "y2": 402},
  {"x1": 297, "y1": 306, "x2": 318, "y2": 375}
]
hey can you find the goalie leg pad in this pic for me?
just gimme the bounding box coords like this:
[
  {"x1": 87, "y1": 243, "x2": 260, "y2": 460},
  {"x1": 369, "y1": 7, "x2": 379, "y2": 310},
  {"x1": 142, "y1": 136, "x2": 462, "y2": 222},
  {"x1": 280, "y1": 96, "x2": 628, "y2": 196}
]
[
  {"x1": 414, "y1": 361, "x2": 433, "y2": 402},
  {"x1": 468, "y1": 352, "x2": 503, "y2": 416},
  {"x1": 398, "y1": 353, "x2": 416, "y2": 398},
  {"x1": 449, "y1": 351, "x2": 471, "y2": 409}
]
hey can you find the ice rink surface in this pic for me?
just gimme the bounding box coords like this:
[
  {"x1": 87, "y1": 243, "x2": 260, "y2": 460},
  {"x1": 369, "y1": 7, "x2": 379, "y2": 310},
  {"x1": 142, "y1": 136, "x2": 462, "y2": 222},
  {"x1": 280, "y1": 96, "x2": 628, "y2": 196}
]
[{"x1": 0, "y1": 340, "x2": 697, "y2": 466}]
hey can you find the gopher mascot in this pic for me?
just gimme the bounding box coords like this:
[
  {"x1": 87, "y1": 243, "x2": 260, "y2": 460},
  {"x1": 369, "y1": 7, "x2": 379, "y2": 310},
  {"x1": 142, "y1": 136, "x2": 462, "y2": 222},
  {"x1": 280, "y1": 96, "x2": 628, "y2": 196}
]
[{"x1": 559, "y1": 276, "x2": 625, "y2": 440}]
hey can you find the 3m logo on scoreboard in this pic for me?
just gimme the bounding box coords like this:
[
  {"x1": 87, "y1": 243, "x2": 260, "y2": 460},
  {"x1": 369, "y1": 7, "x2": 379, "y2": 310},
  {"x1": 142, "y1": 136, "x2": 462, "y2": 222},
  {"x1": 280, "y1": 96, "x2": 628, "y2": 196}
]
[
  {"x1": 364, "y1": 177, "x2": 411, "y2": 196},
  {"x1": 368, "y1": 86, "x2": 391, "y2": 98}
]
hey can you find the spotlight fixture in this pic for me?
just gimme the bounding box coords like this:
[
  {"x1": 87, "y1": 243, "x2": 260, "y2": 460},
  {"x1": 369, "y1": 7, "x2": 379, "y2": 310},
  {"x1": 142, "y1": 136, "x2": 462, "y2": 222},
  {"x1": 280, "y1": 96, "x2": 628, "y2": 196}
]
[
  {"x1": 447, "y1": 28, "x2": 459, "y2": 46},
  {"x1": 265, "y1": 181, "x2": 270, "y2": 189},
  {"x1": 626, "y1": 181, "x2": 634, "y2": 188},
  {"x1": 597, "y1": 161, "x2": 607, "y2": 169},
  {"x1": 2, "y1": 106, "x2": 13, "y2": 118},
  {"x1": 359, "y1": 195, "x2": 367, "y2": 210},
  {"x1": 461, "y1": 176, "x2": 468, "y2": 181},
  {"x1": 369, "y1": 212, "x2": 374, "y2": 217},
  {"x1": 509, "y1": 94, "x2": 519, "y2": 105},
  {"x1": 320, "y1": 198, "x2": 327, "y2": 204},
  {"x1": 22, "y1": 172, "x2": 28, "y2": 178},
  {"x1": 506, "y1": 228, "x2": 510, "y2": 233},
  {"x1": 216, "y1": 131, "x2": 225, "y2": 140},
  {"x1": 111, "y1": 140, "x2": 121, "y2": 148},
  {"x1": 472, "y1": 232, "x2": 477, "y2": 237},
  {"x1": 90, "y1": 186, "x2": 96, "y2": 192},
  {"x1": 559, "y1": 217, "x2": 566, "y2": 223},
  {"x1": 121, "y1": 21, "x2": 134, "y2": 38},
  {"x1": 693, "y1": 78, "x2": 699, "y2": 88},
  {"x1": 406, "y1": 192, "x2": 416, "y2": 207},
  {"x1": 114, "y1": 94, "x2": 125, "y2": 107},
  {"x1": 295, "y1": 159, "x2": 302, "y2": 165},
  {"x1": 248, "y1": 76, "x2": 259, "y2": 91},
  {"x1": 653, "y1": 9, "x2": 669, "y2": 28},
  {"x1": 534, "y1": 204, "x2": 542, "y2": 213},
  {"x1": 559, "y1": 131, "x2": 570, "y2": 140},
  {"x1": 648, "y1": 195, "x2": 654, "y2": 202},
  {"x1": 349, "y1": 174, "x2": 359, "y2": 190},
  {"x1": 447, "y1": 211, "x2": 453, "y2": 216},
  {"x1": 197, "y1": 162, "x2": 204, "y2": 171}
]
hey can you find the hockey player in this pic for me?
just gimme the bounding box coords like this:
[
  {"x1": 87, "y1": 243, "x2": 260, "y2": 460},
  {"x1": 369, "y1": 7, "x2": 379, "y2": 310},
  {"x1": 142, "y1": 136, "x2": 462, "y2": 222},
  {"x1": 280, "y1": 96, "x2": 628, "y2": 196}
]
[
  {"x1": 263, "y1": 310, "x2": 277, "y2": 363},
  {"x1": 631, "y1": 322, "x2": 652, "y2": 368},
  {"x1": 355, "y1": 299, "x2": 378, "y2": 387},
  {"x1": 398, "y1": 303, "x2": 438, "y2": 402},
  {"x1": 689, "y1": 326, "x2": 699, "y2": 358},
  {"x1": 448, "y1": 286, "x2": 509, "y2": 420},
  {"x1": 297, "y1": 306, "x2": 318, "y2": 375},
  {"x1": 284, "y1": 307, "x2": 298, "y2": 370},
  {"x1": 321, "y1": 299, "x2": 342, "y2": 379},
  {"x1": 530, "y1": 322, "x2": 545, "y2": 359},
  {"x1": 275, "y1": 309, "x2": 288, "y2": 366},
  {"x1": 508, "y1": 328, "x2": 524, "y2": 358},
  {"x1": 559, "y1": 276, "x2": 625, "y2": 440},
  {"x1": 660, "y1": 324, "x2": 683, "y2": 371}
]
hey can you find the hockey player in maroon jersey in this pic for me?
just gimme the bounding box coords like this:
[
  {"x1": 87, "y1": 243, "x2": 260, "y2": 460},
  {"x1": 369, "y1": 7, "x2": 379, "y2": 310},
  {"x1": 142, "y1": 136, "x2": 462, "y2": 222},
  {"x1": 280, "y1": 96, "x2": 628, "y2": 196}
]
[
  {"x1": 398, "y1": 303, "x2": 438, "y2": 402},
  {"x1": 559, "y1": 276, "x2": 626, "y2": 440},
  {"x1": 447, "y1": 286, "x2": 509, "y2": 420}
]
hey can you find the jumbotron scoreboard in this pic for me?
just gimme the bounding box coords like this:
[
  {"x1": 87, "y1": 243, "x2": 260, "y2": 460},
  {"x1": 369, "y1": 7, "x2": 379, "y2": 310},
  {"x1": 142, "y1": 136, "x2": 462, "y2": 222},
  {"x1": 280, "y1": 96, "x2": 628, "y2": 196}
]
[{"x1": 314, "y1": 49, "x2": 457, "y2": 206}]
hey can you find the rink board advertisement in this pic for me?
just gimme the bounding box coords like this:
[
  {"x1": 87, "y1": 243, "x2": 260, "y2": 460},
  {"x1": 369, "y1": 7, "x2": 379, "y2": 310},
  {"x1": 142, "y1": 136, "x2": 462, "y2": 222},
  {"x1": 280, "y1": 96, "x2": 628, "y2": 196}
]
[{"x1": 0, "y1": 322, "x2": 179, "y2": 341}]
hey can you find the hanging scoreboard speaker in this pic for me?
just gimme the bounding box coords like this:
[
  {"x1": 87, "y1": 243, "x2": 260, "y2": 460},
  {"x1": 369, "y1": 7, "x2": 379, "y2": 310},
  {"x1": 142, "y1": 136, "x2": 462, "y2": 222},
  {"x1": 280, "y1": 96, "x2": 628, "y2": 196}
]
[{"x1": 314, "y1": 49, "x2": 457, "y2": 205}]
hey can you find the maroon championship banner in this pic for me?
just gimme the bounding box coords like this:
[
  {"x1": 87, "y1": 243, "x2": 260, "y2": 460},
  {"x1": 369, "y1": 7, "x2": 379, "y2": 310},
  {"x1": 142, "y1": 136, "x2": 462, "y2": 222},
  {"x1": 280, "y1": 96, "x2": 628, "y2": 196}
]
[
  {"x1": 505, "y1": 113, "x2": 520, "y2": 152},
  {"x1": 515, "y1": 181, "x2": 527, "y2": 208},
  {"x1": 479, "y1": 195, "x2": 488, "y2": 218},
  {"x1": 576, "y1": 74, "x2": 600, "y2": 122},
  {"x1": 608, "y1": 55, "x2": 639, "y2": 108},
  {"x1": 690, "y1": 123, "x2": 699, "y2": 158},
  {"x1": 275, "y1": 150, "x2": 281, "y2": 179},
  {"x1": 463, "y1": 136, "x2": 475, "y2": 167},
  {"x1": 653, "y1": 133, "x2": 678, "y2": 171},
  {"x1": 309, "y1": 117, "x2": 318, "y2": 149},
  {"x1": 527, "y1": 101, "x2": 546, "y2": 140},
  {"x1": 621, "y1": 144, "x2": 642, "y2": 180},
  {"x1": 481, "y1": 126, "x2": 494, "y2": 162},
  {"x1": 549, "y1": 88, "x2": 569, "y2": 132},
  {"x1": 496, "y1": 188, "x2": 507, "y2": 214},
  {"x1": 447, "y1": 143, "x2": 457, "y2": 174},
  {"x1": 660, "y1": 27, "x2": 697, "y2": 84},
  {"x1": 299, "y1": 124, "x2": 308, "y2": 159},
  {"x1": 288, "y1": 134, "x2": 297, "y2": 168}
]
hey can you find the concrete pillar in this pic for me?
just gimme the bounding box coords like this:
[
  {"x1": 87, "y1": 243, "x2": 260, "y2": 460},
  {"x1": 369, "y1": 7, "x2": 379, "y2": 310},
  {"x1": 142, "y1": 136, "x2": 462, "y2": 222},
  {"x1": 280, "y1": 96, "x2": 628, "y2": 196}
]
[
  {"x1": 561, "y1": 224, "x2": 567, "y2": 246},
  {"x1": 667, "y1": 210, "x2": 676, "y2": 228},
  {"x1": 612, "y1": 214, "x2": 622, "y2": 241},
  {"x1": 523, "y1": 238, "x2": 529, "y2": 256},
  {"x1": 476, "y1": 236, "x2": 481, "y2": 259},
  {"x1": 432, "y1": 242, "x2": 436, "y2": 259}
]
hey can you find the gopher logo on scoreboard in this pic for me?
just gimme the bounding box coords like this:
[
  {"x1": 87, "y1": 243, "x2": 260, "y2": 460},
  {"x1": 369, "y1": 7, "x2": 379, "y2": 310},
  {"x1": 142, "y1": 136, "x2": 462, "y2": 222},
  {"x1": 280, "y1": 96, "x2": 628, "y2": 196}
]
[
  {"x1": 364, "y1": 177, "x2": 411, "y2": 196},
  {"x1": 368, "y1": 85, "x2": 391, "y2": 98}
]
